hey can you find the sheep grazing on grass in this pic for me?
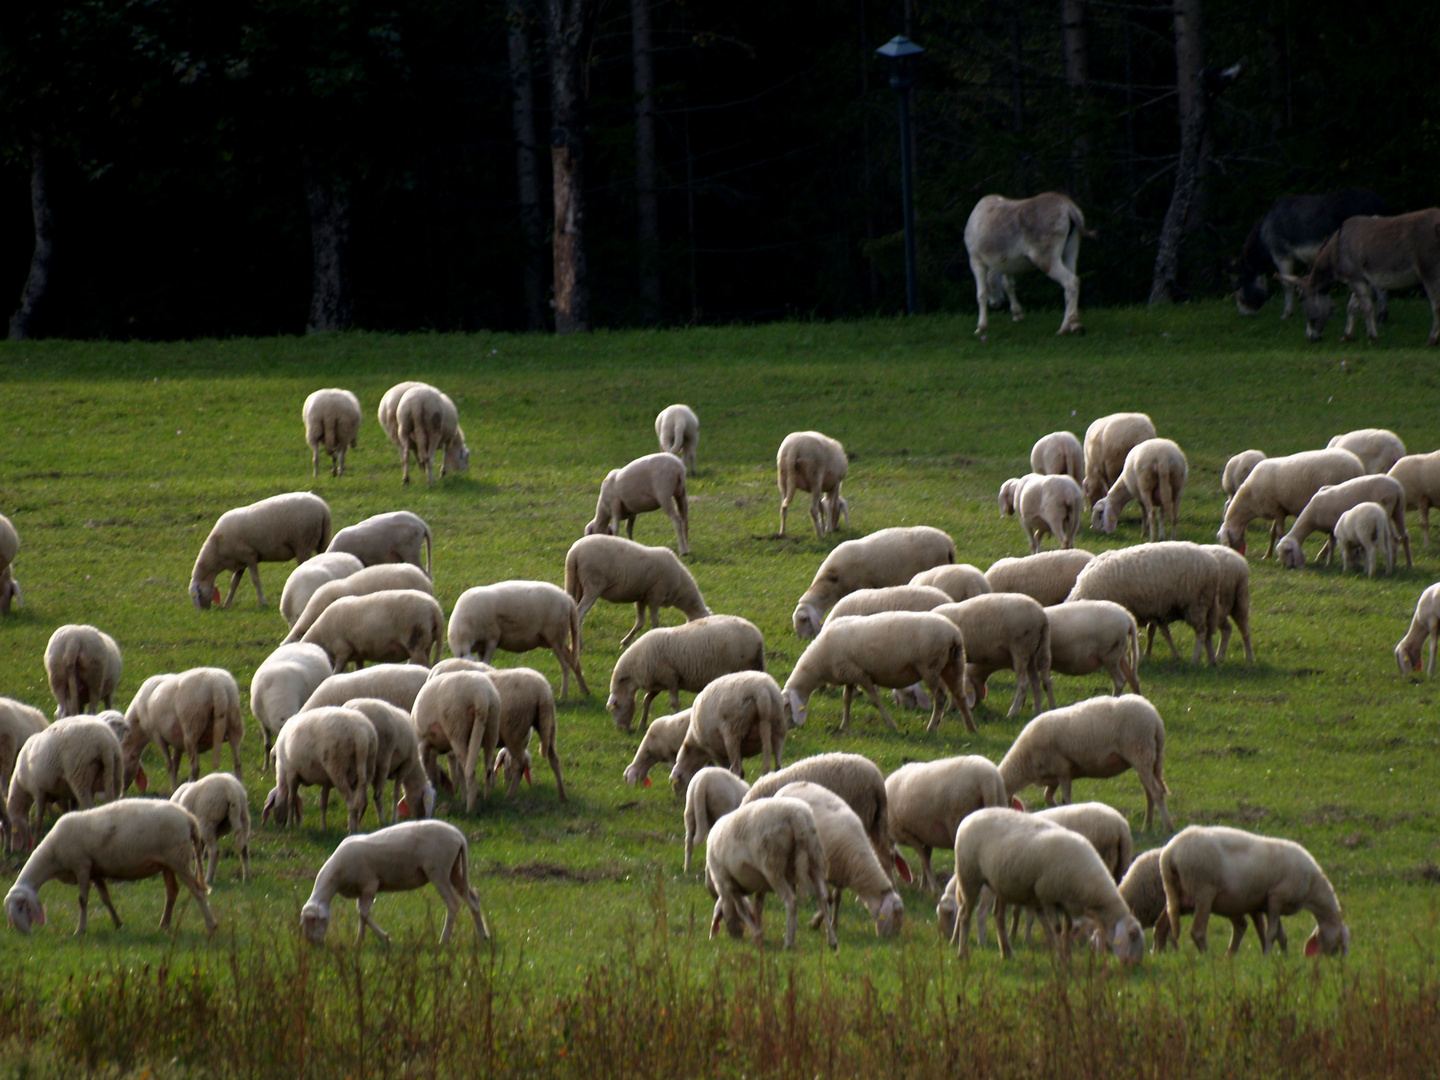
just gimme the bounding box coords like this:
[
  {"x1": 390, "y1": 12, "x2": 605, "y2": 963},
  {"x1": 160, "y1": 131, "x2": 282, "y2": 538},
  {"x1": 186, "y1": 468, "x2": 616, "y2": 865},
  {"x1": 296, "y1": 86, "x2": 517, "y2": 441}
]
[
  {"x1": 1118, "y1": 848, "x2": 1285, "y2": 954},
  {"x1": 998, "y1": 694, "x2": 1173, "y2": 832},
  {"x1": 121, "y1": 667, "x2": 244, "y2": 791},
  {"x1": 0, "y1": 512, "x2": 21, "y2": 614},
  {"x1": 283, "y1": 563, "x2": 435, "y2": 646},
  {"x1": 1066, "y1": 541, "x2": 1220, "y2": 665},
  {"x1": 302, "y1": 388, "x2": 362, "y2": 477},
  {"x1": 1387, "y1": 450, "x2": 1440, "y2": 546},
  {"x1": 44, "y1": 624, "x2": 122, "y2": 719},
  {"x1": 1222, "y1": 450, "x2": 1266, "y2": 513},
  {"x1": 1202, "y1": 545, "x2": 1255, "y2": 664},
  {"x1": 984, "y1": 550, "x2": 1094, "y2": 607},
  {"x1": 5, "y1": 800, "x2": 215, "y2": 935},
  {"x1": 668, "y1": 672, "x2": 788, "y2": 793},
  {"x1": 1327, "y1": 428, "x2": 1406, "y2": 475},
  {"x1": 655, "y1": 404, "x2": 699, "y2": 475},
  {"x1": 1275, "y1": 474, "x2": 1411, "y2": 570},
  {"x1": 564, "y1": 534, "x2": 710, "y2": 651},
  {"x1": 1030, "y1": 431, "x2": 1084, "y2": 484},
  {"x1": 327, "y1": 511, "x2": 433, "y2": 575},
  {"x1": 1003, "y1": 474, "x2": 1084, "y2": 553},
  {"x1": 824, "y1": 584, "x2": 952, "y2": 623},
  {"x1": 1159, "y1": 825, "x2": 1349, "y2": 956},
  {"x1": 1395, "y1": 582, "x2": 1440, "y2": 677},
  {"x1": 1216, "y1": 448, "x2": 1364, "y2": 557},
  {"x1": 377, "y1": 381, "x2": 428, "y2": 447},
  {"x1": 302, "y1": 664, "x2": 431, "y2": 713},
  {"x1": 484, "y1": 667, "x2": 568, "y2": 802},
  {"x1": 189, "y1": 492, "x2": 332, "y2": 610},
  {"x1": 792, "y1": 526, "x2": 955, "y2": 638},
  {"x1": 448, "y1": 581, "x2": 588, "y2": 696},
  {"x1": 280, "y1": 552, "x2": 365, "y2": 628},
  {"x1": 0, "y1": 698, "x2": 48, "y2": 815},
  {"x1": 1081, "y1": 412, "x2": 1156, "y2": 507},
  {"x1": 885, "y1": 756, "x2": 1012, "y2": 894},
  {"x1": 410, "y1": 671, "x2": 500, "y2": 812},
  {"x1": 1334, "y1": 502, "x2": 1398, "y2": 577},
  {"x1": 7, "y1": 719, "x2": 123, "y2": 851},
  {"x1": 910, "y1": 564, "x2": 991, "y2": 603},
  {"x1": 301, "y1": 589, "x2": 446, "y2": 672},
  {"x1": 396, "y1": 384, "x2": 469, "y2": 485},
  {"x1": 1092, "y1": 438, "x2": 1188, "y2": 541},
  {"x1": 263, "y1": 706, "x2": 376, "y2": 834},
  {"x1": 606, "y1": 614, "x2": 765, "y2": 732},
  {"x1": 1043, "y1": 601, "x2": 1141, "y2": 696},
  {"x1": 586, "y1": 452, "x2": 691, "y2": 555},
  {"x1": 776, "y1": 431, "x2": 849, "y2": 539},
  {"x1": 934, "y1": 594, "x2": 1054, "y2": 718},
  {"x1": 343, "y1": 697, "x2": 435, "y2": 823},
  {"x1": 171, "y1": 773, "x2": 251, "y2": 885},
  {"x1": 251, "y1": 643, "x2": 335, "y2": 770},
  {"x1": 624, "y1": 709, "x2": 691, "y2": 787},
  {"x1": 301, "y1": 820, "x2": 488, "y2": 946},
  {"x1": 684, "y1": 767, "x2": 750, "y2": 872}
]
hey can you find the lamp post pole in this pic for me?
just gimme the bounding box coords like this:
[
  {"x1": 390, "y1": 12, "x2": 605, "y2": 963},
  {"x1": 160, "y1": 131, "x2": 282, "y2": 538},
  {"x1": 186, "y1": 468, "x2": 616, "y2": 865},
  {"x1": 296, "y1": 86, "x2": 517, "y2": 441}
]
[{"x1": 877, "y1": 36, "x2": 924, "y2": 315}]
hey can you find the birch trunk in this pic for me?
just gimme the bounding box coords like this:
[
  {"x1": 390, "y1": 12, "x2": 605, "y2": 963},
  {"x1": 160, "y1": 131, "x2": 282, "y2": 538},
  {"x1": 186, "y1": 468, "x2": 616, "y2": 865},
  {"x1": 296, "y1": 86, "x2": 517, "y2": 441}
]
[{"x1": 8, "y1": 134, "x2": 53, "y2": 341}]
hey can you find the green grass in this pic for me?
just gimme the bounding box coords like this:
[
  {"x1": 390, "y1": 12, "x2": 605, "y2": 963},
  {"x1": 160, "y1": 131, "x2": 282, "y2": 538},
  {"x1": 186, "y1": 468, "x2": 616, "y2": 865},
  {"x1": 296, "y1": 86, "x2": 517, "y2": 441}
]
[{"x1": 1, "y1": 301, "x2": 1439, "y2": 1077}]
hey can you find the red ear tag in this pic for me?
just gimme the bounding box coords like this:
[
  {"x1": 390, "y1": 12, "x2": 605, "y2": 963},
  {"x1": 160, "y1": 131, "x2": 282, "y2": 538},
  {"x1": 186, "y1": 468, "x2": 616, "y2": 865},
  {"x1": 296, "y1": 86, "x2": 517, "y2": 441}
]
[
  {"x1": 135, "y1": 767, "x2": 148, "y2": 793},
  {"x1": 1305, "y1": 936, "x2": 1320, "y2": 957},
  {"x1": 1011, "y1": 796, "x2": 1025, "y2": 811},
  {"x1": 397, "y1": 799, "x2": 412, "y2": 819},
  {"x1": 643, "y1": 776, "x2": 652, "y2": 787}
]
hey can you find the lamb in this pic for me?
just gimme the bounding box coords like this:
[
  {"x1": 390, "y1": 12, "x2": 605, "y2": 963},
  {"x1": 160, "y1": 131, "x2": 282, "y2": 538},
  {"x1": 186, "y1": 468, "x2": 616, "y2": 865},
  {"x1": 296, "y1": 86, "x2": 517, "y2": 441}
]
[
  {"x1": 1222, "y1": 450, "x2": 1266, "y2": 513},
  {"x1": 683, "y1": 766, "x2": 750, "y2": 872},
  {"x1": 377, "y1": 380, "x2": 429, "y2": 448},
  {"x1": 1202, "y1": 545, "x2": 1255, "y2": 664},
  {"x1": 606, "y1": 614, "x2": 765, "y2": 732},
  {"x1": 250, "y1": 643, "x2": 335, "y2": 770},
  {"x1": 792, "y1": 525, "x2": 956, "y2": 638},
  {"x1": 483, "y1": 667, "x2": 568, "y2": 801},
  {"x1": 1118, "y1": 847, "x2": 1285, "y2": 953},
  {"x1": 410, "y1": 671, "x2": 501, "y2": 812},
  {"x1": 1081, "y1": 412, "x2": 1156, "y2": 507},
  {"x1": 934, "y1": 595, "x2": 1055, "y2": 718},
  {"x1": 668, "y1": 672, "x2": 788, "y2": 793},
  {"x1": 1328, "y1": 428, "x2": 1406, "y2": 475},
  {"x1": 0, "y1": 512, "x2": 21, "y2": 614},
  {"x1": 44, "y1": 624, "x2": 123, "y2": 718},
  {"x1": 885, "y1": 756, "x2": 1011, "y2": 894},
  {"x1": 262, "y1": 705, "x2": 376, "y2": 833},
  {"x1": 984, "y1": 550, "x2": 1094, "y2": 607},
  {"x1": 395, "y1": 384, "x2": 470, "y2": 485},
  {"x1": 300, "y1": 589, "x2": 446, "y2": 671},
  {"x1": 170, "y1": 773, "x2": 251, "y2": 884},
  {"x1": 824, "y1": 584, "x2": 952, "y2": 624},
  {"x1": 1160, "y1": 825, "x2": 1350, "y2": 956},
  {"x1": 998, "y1": 694, "x2": 1173, "y2": 832},
  {"x1": 1044, "y1": 600, "x2": 1142, "y2": 696},
  {"x1": 655, "y1": 403, "x2": 700, "y2": 475},
  {"x1": 302, "y1": 388, "x2": 362, "y2": 477},
  {"x1": 1395, "y1": 583, "x2": 1440, "y2": 677},
  {"x1": 189, "y1": 492, "x2": 332, "y2": 610},
  {"x1": 910, "y1": 564, "x2": 991, "y2": 603},
  {"x1": 327, "y1": 511, "x2": 434, "y2": 575},
  {"x1": 120, "y1": 667, "x2": 243, "y2": 791},
  {"x1": 282, "y1": 563, "x2": 435, "y2": 645},
  {"x1": 1334, "y1": 502, "x2": 1397, "y2": 577},
  {"x1": 1030, "y1": 431, "x2": 1084, "y2": 484},
  {"x1": 6, "y1": 719, "x2": 123, "y2": 850},
  {"x1": 781, "y1": 611, "x2": 973, "y2": 733},
  {"x1": 1216, "y1": 448, "x2": 1365, "y2": 557},
  {"x1": 5, "y1": 799, "x2": 215, "y2": 935},
  {"x1": 1093, "y1": 438, "x2": 1188, "y2": 541},
  {"x1": 776, "y1": 430, "x2": 849, "y2": 538},
  {"x1": 564, "y1": 534, "x2": 710, "y2": 651},
  {"x1": 1387, "y1": 451, "x2": 1440, "y2": 545},
  {"x1": 343, "y1": 697, "x2": 435, "y2": 823},
  {"x1": 1275, "y1": 474, "x2": 1411, "y2": 570},
  {"x1": 280, "y1": 552, "x2": 364, "y2": 628},
  {"x1": 300, "y1": 820, "x2": 488, "y2": 946},
  {"x1": 624, "y1": 709, "x2": 692, "y2": 787},
  {"x1": 1065, "y1": 541, "x2": 1220, "y2": 665},
  {"x1": 585, "y1": 452, "x2": 690, "y2": 555},
  {"x1": 448, "y1": 581, "x2": 588, "y2": 696},
  {"x1": 1010, "y1": 474, "x2": 1084, "y2": 552},
  {"x1": 302, "y1": 664, "x2": 431, "y2": 712},
  {"x1": 704, "y1": 797, "x2": 832, "y2": 950}
]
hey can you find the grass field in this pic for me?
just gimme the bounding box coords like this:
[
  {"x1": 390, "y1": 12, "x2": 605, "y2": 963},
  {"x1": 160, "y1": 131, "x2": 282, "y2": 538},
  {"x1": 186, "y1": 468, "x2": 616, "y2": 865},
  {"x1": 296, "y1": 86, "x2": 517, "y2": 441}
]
[{"x1": 1, "y1": 301, "x2": 1438, "y2": 1078}]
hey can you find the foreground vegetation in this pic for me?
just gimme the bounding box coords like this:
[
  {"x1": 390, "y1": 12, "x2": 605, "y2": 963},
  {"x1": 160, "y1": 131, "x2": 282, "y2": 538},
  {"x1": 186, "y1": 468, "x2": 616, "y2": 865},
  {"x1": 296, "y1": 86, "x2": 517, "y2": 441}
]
[{"x1": 0, "y1": 302, "x2": 1437, "y2": 1077}]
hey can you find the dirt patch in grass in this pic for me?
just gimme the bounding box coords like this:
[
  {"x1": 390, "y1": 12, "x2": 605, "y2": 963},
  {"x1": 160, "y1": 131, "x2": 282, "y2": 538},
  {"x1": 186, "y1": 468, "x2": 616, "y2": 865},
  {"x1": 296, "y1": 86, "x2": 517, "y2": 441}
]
[{"x1": 488, "y1": 860, "x2": 628, "y2": 883}]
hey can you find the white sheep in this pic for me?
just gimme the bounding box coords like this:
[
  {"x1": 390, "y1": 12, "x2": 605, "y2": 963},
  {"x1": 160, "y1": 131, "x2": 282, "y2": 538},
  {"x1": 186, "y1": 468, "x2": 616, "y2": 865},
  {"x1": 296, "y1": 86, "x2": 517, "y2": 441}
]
[
  {"x1": 1395, "y1": 583, "x2": 1440, "y2": 677},
  {"x1": 668, "y1": 671, "x2": 788, "y2": 793},
  {"x1": 624, "y1": 709, "x2": 692, "y2": 787},
  {"x1": 655, "y1": 403, "x2": 699, "y2": 474},
  {"x1": 327, "y1": 511, "x2": 434, "y2": 576},
  {"x1": 410, "y1": 671, "x2": 501, "y2": 812},
  {"x1": 189, "y1": 492, "x2": 332, "y2": 610},
  {"x1": 6, "y1": 719, "x2": 123, "y2": 850},
  {"x1": 1092, "y1": 438, "x2": 1188, "y2": 541},
  {"x1": 984, "y1": 549, "x2": 1094, "y2": 607},
  {"x1": 483, "y1": 667, "x2": 568, "y2": 801},
  {"x1": 1217, "y1": 447, "x2": 1364, "y2": 557},
  {"x1": 823, "y1": 584, "x2": 952, "y2": 623},
  {"x1": 1118, "y1": 847, "x2": 1284, "y2": 953},
  {"x1": 44, "y1": 624, "x2": 122, "y2": 718},
  {"x1": 0, "y1": 699, "x2": 48, "y2": 827},
  {"x1": 120, "y1": 667, "x2": 243, "y2": 791},
  {"x1": 251, "y1": 643, "x2": 334, "y2": 770},
  {"x1": 1334, "y1": 501, "x2": 1397, "y2": 576},
  {"x1": 564, "y1": 534, "x2": 710, "y2": 652},
  {"x1": 909, "y1": 564, "x2": 991, "y2": 602},
  {"x1": 1044, "y1": 600, "x2": 1141, "y2": 696},
  {"x1": 300, "y1": 820, "x2": 488, "y2": 946},
  {"x1": 1327, "y1": 428, "x2": 1406, "y2": 474},
  {"x1": 1202, "y1": 544, "x2": 1255, "y2": 664},
  {"x1": 282, "y1": 563, "x2": 435, "y2": 645},
  {"x1": 606, "y1": 614, "x2": 765, "y2": 732},
  {"x1": 585, "y1": 452, "x2": 690, "y2": 555},
  {"x1": 343, "y1": 697, "x2": 435, "y2": 823},
  {"x1": 934, "y1": 595, "x2": 1055, "y2": 718},
  {"x1": 448, "y1": 581, "x2": 588, "y2": 696},
  {"x1": 1030, "y1": 431, "x2": 1084, "y2": 484},
  {"x1": 1081, "y1": 412, "x2": 1156, "y2": 507},
  {"x1": 1276, "y1": 474, "x2": 1411, "y2": 570},
  {"x1": 1012, "y1": 474, "x2": 1084, "y2": 552},
  {"x1": 262, "y1": 705, "x2": 376, "y2": 833},
  {"x1": 303, "y1": 388, "x2": 362, "y2": 477},
  {"x1": 90, "y1": 710, "x2": 130, "y2": 746},
  {"x1": 997, "y1": 473, "x2": 1039, "y2": 519},
  {"x1": 280, "y1": 552, "x2": 365, "y2": 628},
  {"x1": 5, "y1": 799, "x2": 215, "y2": 935},
  {"x1": 377, "y1": 380, "x2": 429, "y2": 448},
  {"x1": 171, "y1": 773, "x2": 251, "y2": 884},
  {"x1": 396, "y1": 384, "x2": 470, "y2": 485},
  {"x1": 1387, "y1": 451, "x2": 1440, "y2": 546},
  {"x1": 998, "y1": 694, "x2": 1173, "y2": 832},
  {"x1": 1222, "y1": 450, "x2": 1266, "y2": 513},
  {"x1": 302, "y1": 664, "x2": 431, "y2": 712},
  {"x1": 792, "y1": 526, "x2": 956, "y2": 638},
  {"x1": 1160, "y1": 825, "x2": 1349, "y2": 956},
  {"x1": 776, "y1": 431, "x2": 849, "y2": 538},
  {"x1": 683, "y1": 766, "x2": 750, "y2": 872},
  {"x1": 0, "y1": 512, "x2": 21, "y2": 614},
  {"x1": 301, "y1": 589, "x2": 446, "y2": 672},
  {"x1": 886, "y1": 756, "x2": 1011, "y2": 894}
]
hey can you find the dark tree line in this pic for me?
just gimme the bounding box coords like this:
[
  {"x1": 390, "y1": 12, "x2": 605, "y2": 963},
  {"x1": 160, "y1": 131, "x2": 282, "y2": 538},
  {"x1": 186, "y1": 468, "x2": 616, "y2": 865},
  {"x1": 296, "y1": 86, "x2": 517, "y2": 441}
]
[{"x1": 2, "y1": 0, "x2": 1435, "y2": 339}]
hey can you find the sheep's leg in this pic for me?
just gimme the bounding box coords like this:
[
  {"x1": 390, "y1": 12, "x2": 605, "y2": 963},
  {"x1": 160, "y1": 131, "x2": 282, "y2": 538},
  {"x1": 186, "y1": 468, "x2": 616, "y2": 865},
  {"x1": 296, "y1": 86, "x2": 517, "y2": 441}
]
[
  {"x1": 775, "y1": 882, "x2": 799, "y2": 950},
  {"x1": 918, "y1": 847, "x2": 937, "y2": 895},
  {"x1": 1264, "y1": 518, "x2": 1284, "y2": 559},
  {"x1": 620, "y1": 603, "x2": 647, "y2": 647},
  {"x1": 183, "y1": 736, "x2": 202, "y2": 785},
  {"x1": 319, "y1": 786, "x2": 331, "y2": 830},
  {"x1": 809, "y1": 490, "x2": 826, "y2": 539},
  {"x1": 839, "y1": 685, "x2": 853, "y2": 731},
  {"x1": 426, "y1": 873, "x2": 463, "y2": 944},
  {"x1": 159, "y1": 868, "x2": 180, "y2": 930},
  {"x1": 1152, "y1": 623, "x2": 1182, "y2": 662},
  {"x1": 357, "y1": 893, "x2": 392, "y2": 945},
  {"x1": 240, "y1": 840, "x2": 250, "y2": 882},
  {"x1": 1422, "y1": 505, "x2": 1431, "y2": 547},
  {"x1": 93, "y1": 878, "x2": 123, "y2": 929},
  {"x1": 1105, "y1": 661, "x2": 1126, "y2": 695},
  {"x1": 995, "y1": 899, "x2": 1015, "y2": 959},
  {"x1": 1034, "y1": 658, "x2": 1056, "y2": 711},
  {"x1": 1262, "y1": 895, "x2": 1286, "y2": 955},
  {"x1": 1005, "y1": 651, "x2": 1030, "y2": 718},
  {"x1": 857, "y1": 676, "x2": 898, "y2": 730},
  {"x1": 970, "y1": 255, "x2": 992, "y2": 335},
  {"x1": 1004, "y1": 274, "x2": 1026, "y2": 322},
  {"x1": 205, "y1": 838, "x2": 220, "y2": 886},
  {"x1": 74, "y1": 865, "x2": 92, "y2": 935},
  {"x1": 638, "y1": 690, "x2": 660, "y2": 729},
  {"x1": 312, "y1": 443, "x2": 320, "y2": 478},
  {"x1": 555, "y1": 643, "x2": 589, "y2": 697},
  {"x1": 1143, "y1": 622, "x2": 1156, "y2": 660},
  {"x1": 779, "y1": 483, "x2": 794, "y2": 536},
  {"x1": 625, "y1": 515, "x2": 637, "y2": 540},
  {"x1": 543, "y1": 734, "x2": 568, "y2": 801},
  {"x1": 1043, "y1": 783, "x2": 1058, "y2": 807},
  {"x1": 1225, "y1": 916, "x2": 1249, "y2": 955},
  {"x1": 223, "y1": 569, "x2": 245, "y2": 608},
  {"x1": 345, "y1": 780, "x2": 368, "y2": 834}
]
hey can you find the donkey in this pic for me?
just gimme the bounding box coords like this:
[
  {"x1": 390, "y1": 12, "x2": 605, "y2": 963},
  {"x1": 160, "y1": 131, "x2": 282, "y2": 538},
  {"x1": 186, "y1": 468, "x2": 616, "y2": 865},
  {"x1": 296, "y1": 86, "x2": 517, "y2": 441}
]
[{"x1": 964, "y1": 193, "x2": 1091, "y2": 337}]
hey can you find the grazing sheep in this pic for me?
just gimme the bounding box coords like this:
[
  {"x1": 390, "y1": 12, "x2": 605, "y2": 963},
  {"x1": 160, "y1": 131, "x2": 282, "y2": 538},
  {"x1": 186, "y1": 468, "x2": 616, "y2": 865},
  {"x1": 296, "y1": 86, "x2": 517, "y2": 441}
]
[
  {"x1": 1328, "y1": 428, "x2": 1406, "y2": 474},
  {"x1": 302, "y1": 664, "x2": 431, "y2": 713},
  {"x1": 886, "y1": 756, "x2": 1011, "y2": 894},
  {"x1": 998, "y1": 694, "x2": 1173, "y2": 832},
  {"x1": 1160, "y1": 825, "x2": 1349, "y2": 956},
  {"x1": 301, "y1": 589, "x2": 446, "y2": 672},
  {"x1": 327, "y1": 511, "x2": 434, "y2": 575},
  {"x1": 250, "y1": 643, "x2": 335, "y2": 770},
  {"x1": 120, "y1": 667, "x2": 244, "y2": 792},
  {"x1": 448, "y1": 581, "x2": 588, "y2": 696},
  {"x1": 910, "y1": 564, "x2": 991, "y2": 603},
  {"x1": 1043, "y1": 601, "x2": 1141, "y2": 696},
  {"x1": 1396, "y1": 583, "x2": 1440, "y2": 677},
  {"x1": 934, "y1": 595, "x2": 1055, "y2": 718},
  {"x1": 262, "y1": 706, "x2": 376, "y2": 833},
  {"x1": 606, "y1": 614, "x2": 765, "y2": 732},
  {"x1": 1276, "y1": 474, "x2": 1411, "y2": 570},
  {"x1": 782, "y1": 612, "x2": 973, "y2": 733},
  {"x1": 280, "y1": 552, "x2": 365, "y2": 628},
  {"x1": 1202, "y1": 545, "x2": 1255, "y2": 664},
  {"x1": 704, "y1": 797, "x2": 833, "y2": 951},
  {"x1": 1222, "y1": 450, "x2": 1266, "y2": 513},
  {"x1": 1066, "y1": 542, "x2": 1220, "y2": 665},
  {"x1": 396, "y1": 384, "x2": 470, "y2": 485},
  {"x1": 343, "y1": 697, "x2": 434, "y2": 823},
  {"x1": 985, "y1": 550, "x2": 1094, "y2": 607},
  {"x1": 303, "y1": 388, "x2": 362, "y2": 477},
  {"x1": 824, "y1": 584, "x2": 952, "y2": 623},
  {"x1": 44, "y1": 624, "x2": 122, "y2": 718},
  {"x1": 1119, "y1": 848, "x2": 1284, "y2": 953},
  {"x1": 7, "y1": 719, "x2": 123, "y2": 850},
  {"x1": 1012, "y1": 474, "x2": 1084, "y2": 553},
  {"x1": 0, "y1": 512, "x2": 21, "y2": 614},
  {"x1": 997, "y1": 474, "x2": 1039, "y2": 519},
  {"x1": 377, "y1": 380, "x2": 429, "y2": 449},
  {"x1": 624, "y1": 709, "x2": 692, "y2": 787},
  {"x1": 1082, "y1": 413, "x2": 1156, "y2": 507},
  {"x1": 655, "y1": 403, "x2": 700, "y2": 474},
  {"x1": 1031, "y1": 431, "x2": 1084, "y2": 484},
  {"x1": 668, "y1": 672, "x2": 788, "y2": 793},
  {"x1": 300, "y1": 820, "x2": 488, "y2": 946},
  {"x1": 776, "y1": 431, "x2": 849, "y2": 539},
  {"x1": 1217, "y1": 448, "x2": 1365, "y2": 557},
  {"x1": 484, "y1": 667, "x2": 568, "y2": 801},
  {"x1": 585, "y1": 452, "x2": 690, "y2": 555},
  {"x1": 171, "y1": 773, "x2": 251, "y2": 884},
  {"x1": 1334, "y1": 502, "x2": 1397, "y2": 577},
  {"x1": 564, "y1": 534, "x2": 710, "y2": 652},
  {"x1": 282, "y1": 563, "x2": 435, "y2": 645},
  {"x1": 5, "y1": 799, "x2": 215, "y2": 935},
  {"x1": 792, "y1": 526, "x2": 956, "y2": 638},
  {"x1": 1093, "y1": 438, "x2": 1188, "y2": 541},
  {"x1": 410, "y1": 671, "x2": 501, "y2": 812},
  {"x1": 89, "y1": 710, "x2": 129, "y2": 746},
  {"x1": 0, "y1": 698, "x2": 48, "y2": 809},
  {"x1": 1387, "y1": 451, "x2": 1440, "y2": 546},
  {"x1": 684, "y1": 767, "x2": 750, "y2": 872},
  {"x1": 189, "y1": 492, "x2": 332, "y2": 610}
]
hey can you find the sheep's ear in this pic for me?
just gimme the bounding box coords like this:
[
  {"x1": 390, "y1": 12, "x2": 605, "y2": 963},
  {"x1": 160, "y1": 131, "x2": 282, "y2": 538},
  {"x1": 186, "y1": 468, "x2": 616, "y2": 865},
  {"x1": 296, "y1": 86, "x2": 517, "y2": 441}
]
[
  {"x1": 642, "y1": 776, "x2": 651, "y2": 788},
  {"x1": 1010, "y1": 796, "x2": 1025, "y2": 811},
  {"x1": 710, "y1": 907, "x2": 724, "y2": 939},
  {"x1": 893, "y1": 850, "x2": 913, "y2": 884},
  {"x1": 1304, "y1": 931, "x2": 1321, "y2": 957},
  {"x1": 135, "y1": 767, "x2": 148, "y2": 793},
  {"x1": 523, "y1": 766, "x2": 532, "y2": 784}
]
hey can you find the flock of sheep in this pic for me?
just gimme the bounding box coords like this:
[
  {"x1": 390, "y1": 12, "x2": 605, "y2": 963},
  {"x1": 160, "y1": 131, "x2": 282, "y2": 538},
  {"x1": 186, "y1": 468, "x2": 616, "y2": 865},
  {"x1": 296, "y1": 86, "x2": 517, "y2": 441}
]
[{"x1": 5, "y1": 386, "x2": 1439, "y2": 964}]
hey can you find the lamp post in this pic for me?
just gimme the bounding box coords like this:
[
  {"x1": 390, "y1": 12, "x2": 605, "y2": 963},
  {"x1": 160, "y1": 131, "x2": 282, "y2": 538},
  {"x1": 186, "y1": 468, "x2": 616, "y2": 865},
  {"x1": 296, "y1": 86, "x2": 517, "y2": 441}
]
[{"x1": 876, "y1": 35, "x2": 924, "y2": 315}]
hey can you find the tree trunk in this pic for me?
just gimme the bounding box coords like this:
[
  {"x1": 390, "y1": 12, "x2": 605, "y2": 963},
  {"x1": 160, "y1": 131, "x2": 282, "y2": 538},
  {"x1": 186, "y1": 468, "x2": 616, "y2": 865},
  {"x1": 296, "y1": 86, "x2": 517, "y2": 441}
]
[
  {"x1": 1265, "y1": 0, "x2": 1289, "y2": 135},
  {"x1": 302, "y1": 152, "x2": 354, "y2": 332},
  {"x1": 632, "y1": 0, "x2": 661, "y2": 323},
  {"x1": 1009, "y1": 5, "x2": 1025, "y2": 134},
  {"x1": 8, "y1": 134, "x2": 53, "y2": 341},
  {"x1": 508, "y1": 0, "x2": 548, "y2": 331},
  {"x1": 1062, "y1": 0, "x2": 1088, "y2": 196},
  {"x1": 1148, "y1": 0, "x2": 1205, "y2": 306},
  {"x1": 542, "y1": 0, "x2": 597, "y2": 335}
]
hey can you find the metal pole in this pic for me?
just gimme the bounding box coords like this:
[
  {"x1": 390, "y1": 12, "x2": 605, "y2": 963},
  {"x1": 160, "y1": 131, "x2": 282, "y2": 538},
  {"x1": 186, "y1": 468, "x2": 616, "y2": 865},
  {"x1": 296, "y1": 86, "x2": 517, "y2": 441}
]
[{"x1": 895, "y1": 75, "x2": 917, "y2": 315}]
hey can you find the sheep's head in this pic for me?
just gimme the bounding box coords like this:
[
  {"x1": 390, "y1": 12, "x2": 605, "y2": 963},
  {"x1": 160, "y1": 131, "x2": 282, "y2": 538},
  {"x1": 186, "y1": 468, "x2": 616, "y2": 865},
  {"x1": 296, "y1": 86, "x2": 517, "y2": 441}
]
[
  {"x1": 1099, "y1": 914, "x2": 1146, "y2": 965},
  {"x1": 5, "y1": 885, "x2": 45, "y2": 934},
  {"x1": 828, "y1": 494, "x2": 850, "y2": 530},
  {"x1": 873, "y1": 891, "x2": 904, "y2": 938},
  {"x1": 1216, "y1": 522, "x2": 1246, "y2": 556},
  {"x1": 1091, "y1": 499, "x2": 1117, "y2": 535},
  {"x1": 781, "y1": 688, "x2": 808, "y2": 729},
  {"x1": 1305, "y1": 922, "x2": 1350, "y2": 957},
  {"x1": 299, "y1": 901, "x2": 330, "y2": 945},
  {"x1": 710, "y1": 897, "x2": 747, "y2": 940},
  {"x1": 189, "y1": 579, "x2": 221, "y2": 611},
  {"x1": 668, "y1": 750, "x2": 701, "y2": 797},
  {"x1": 1396, "y1": 641, "x2": 1424, "y2": 676},
  {"x1": 261, "y1": 785, "x2": 288, "y2": 827},
  {"x1": 445, "y1": 430, "x2": 470, "y2": 475},
  {"x1": 606, "y1": 685, "x2": 637, "y2": 731},
  {"x1": 935, "y1": 887, "x2": 958, "y2": 942},
  {"x1": 1277, "y1": 537, "x2": 1305, "y2": 570},
  {"x1": 792, "y1": 603, "x2": 823, "y2": 639},
  {"x1": 493, "y1": 747, "x2": 532, "y2": 788},
  {"x1": 998, "y1": 478, "x2": 1022, "y2": 517}
]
